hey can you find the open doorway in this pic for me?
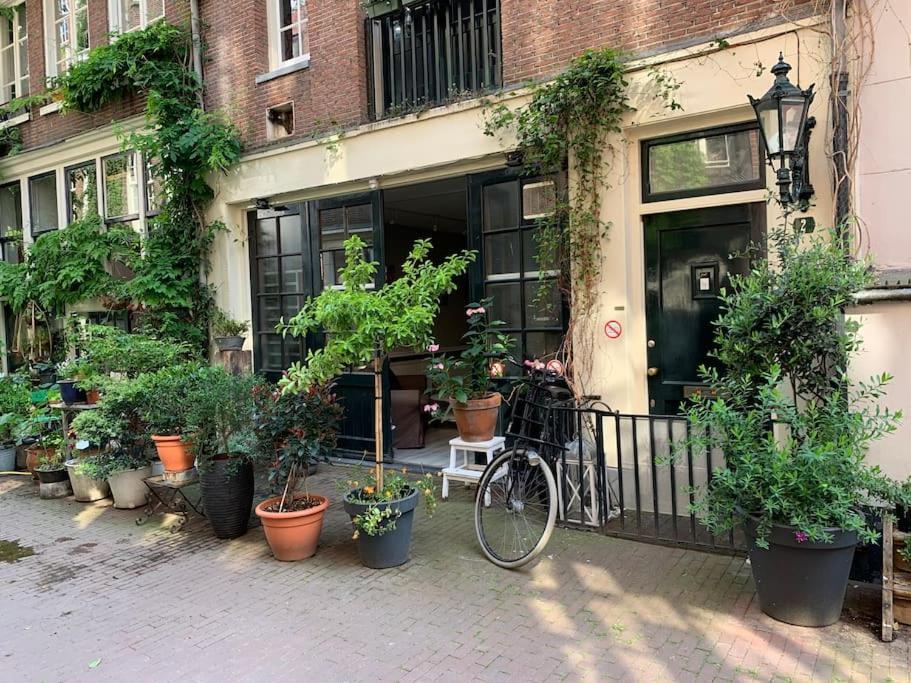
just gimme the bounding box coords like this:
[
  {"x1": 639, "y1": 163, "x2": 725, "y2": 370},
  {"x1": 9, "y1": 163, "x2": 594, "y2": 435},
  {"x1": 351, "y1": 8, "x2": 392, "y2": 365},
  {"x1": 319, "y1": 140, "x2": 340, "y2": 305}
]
[{"x1": 382, "y1": 177, "x2": 468, "y2": 467}]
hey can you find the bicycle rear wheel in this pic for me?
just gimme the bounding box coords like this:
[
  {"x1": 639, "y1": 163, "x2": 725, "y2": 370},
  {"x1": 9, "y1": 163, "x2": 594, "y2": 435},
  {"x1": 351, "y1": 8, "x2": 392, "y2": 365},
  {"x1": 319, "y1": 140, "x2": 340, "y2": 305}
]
[{"x1": 474, "y1": 449, "x2": 557, "y2": 569}]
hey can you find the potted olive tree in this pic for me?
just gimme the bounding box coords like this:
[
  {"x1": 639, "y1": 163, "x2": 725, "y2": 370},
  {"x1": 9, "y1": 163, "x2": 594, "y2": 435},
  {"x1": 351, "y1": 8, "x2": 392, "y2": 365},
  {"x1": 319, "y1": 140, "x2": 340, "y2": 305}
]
[
  {"x1": 279, "y1": 236, "x2": 473, "y2": 567},
  {"x1": 680, "y1": 225, "x2": 911, "y2": 627},
  {"x1": 252, "y1": 381, "x2": 343, "y2": 560},
  {"x1": 425, "y1": 297, "x2": 512, "y2": 441},
  {"x1": 187, "y1": 367, "x2": 261, "y2": 539}
]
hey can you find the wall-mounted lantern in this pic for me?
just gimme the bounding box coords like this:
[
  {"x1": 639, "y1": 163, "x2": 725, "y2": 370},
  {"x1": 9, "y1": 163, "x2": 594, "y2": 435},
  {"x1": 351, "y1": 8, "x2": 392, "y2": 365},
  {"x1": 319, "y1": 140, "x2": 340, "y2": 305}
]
[{"x1": 749, "y1": 53, "x2": 816, "y2": 210}]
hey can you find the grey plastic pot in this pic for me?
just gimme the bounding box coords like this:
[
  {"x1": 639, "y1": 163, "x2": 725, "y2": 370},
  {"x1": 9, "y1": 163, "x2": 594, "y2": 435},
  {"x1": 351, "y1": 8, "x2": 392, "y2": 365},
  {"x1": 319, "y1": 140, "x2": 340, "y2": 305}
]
[
  {"x1": 65, "y1": 459, "x2": 110, "y2": 502},
  {"x1": 0, "y1": 443, "x2": 15, "y2": 471},
  {"x1": 108, "y1": 466, "x2": 152, "y2": 509},
  {"x1": 744, "y1": 515, "x2": 858, "y2": 627},
  {"x1": 343, "y1": 487, "x2": 418, "y2": 569},
  {"x1": 214, "y1": 336, "x2": 244, "y2": 351}
]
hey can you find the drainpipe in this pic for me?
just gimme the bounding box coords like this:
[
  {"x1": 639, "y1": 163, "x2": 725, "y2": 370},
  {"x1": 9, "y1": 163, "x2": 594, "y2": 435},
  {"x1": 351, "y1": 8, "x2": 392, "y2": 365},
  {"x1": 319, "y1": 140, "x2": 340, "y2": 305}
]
[
  {"x1": 190, "y1": 0, "x2": 205, "y2": 110},
  {"x1": 831, "y1": 0, "x2": 850, "y2": 234}
]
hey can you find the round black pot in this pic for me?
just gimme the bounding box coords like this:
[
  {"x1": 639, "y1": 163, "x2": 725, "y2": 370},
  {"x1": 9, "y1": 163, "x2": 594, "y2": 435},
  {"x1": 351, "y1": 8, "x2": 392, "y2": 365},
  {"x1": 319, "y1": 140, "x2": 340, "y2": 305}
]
[
  {"x1": 199, "y1": 459, "x2": 254, "y2": 539},
  {"x1": 58, "y1": 380, "x2": 87, "y2": 405},
  {"x1": 343, "y1": 487, "x2": 418, "y2": 569},
  {"x1": 36, "y1": 467, "x2": 69, "y2": 484},
  {"x1": 744, "y1": 515, "x2": 858, "y2": 627}
]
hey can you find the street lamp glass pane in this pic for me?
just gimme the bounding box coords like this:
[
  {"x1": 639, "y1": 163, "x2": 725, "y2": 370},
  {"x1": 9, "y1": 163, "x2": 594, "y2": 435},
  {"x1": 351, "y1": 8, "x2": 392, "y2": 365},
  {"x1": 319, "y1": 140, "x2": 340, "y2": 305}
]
[
  {"x1": 780, "y1": 97, "x2": 805, "y2": 153},
  {"x1": 758, "y1": 106, "x2": 780, "y2": 156}
]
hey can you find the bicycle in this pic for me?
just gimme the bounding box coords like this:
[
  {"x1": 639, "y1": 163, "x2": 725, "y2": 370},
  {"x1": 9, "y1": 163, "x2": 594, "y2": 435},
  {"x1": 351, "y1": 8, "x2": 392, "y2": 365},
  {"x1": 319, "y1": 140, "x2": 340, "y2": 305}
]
[{"x1": 473, "y1": 358, "x2": 608, "y2": 568}]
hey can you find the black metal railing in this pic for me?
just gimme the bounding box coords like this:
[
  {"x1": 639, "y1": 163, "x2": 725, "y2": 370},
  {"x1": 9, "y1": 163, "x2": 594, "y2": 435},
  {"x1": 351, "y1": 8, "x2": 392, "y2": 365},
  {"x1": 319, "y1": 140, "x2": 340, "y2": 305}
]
[
  {"x1": 367, "y1": 0, "x2": 502, "y2": 119},
  {"x1": 549, "y1": 408, "x2": 746, "y2": 554}
]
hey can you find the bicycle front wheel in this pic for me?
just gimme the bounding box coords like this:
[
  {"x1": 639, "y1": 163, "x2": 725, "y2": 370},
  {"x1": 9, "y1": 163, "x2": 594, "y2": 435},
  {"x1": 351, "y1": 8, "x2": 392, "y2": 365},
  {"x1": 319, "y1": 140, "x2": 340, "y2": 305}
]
[{"x1": 474, "y1": 449, "x2": 558, "y2": 569}]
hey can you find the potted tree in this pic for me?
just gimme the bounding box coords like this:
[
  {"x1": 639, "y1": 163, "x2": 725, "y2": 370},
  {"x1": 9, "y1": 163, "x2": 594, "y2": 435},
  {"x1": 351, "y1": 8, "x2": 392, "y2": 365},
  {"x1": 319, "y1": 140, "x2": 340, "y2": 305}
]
[
  {"x1": 279, "y1": 236, "x2": 473, "y2": 567},
  {"x1": 211, "y1": 307, "x2": 249, "y2": 352},
  {"x1": 187, "y1": 367, "x2": 261, "y2": 539},
  {"x1": 0, "y1": 376, "x2": 30, "y2": 471},
  {"x1": 253, "y1": 381, "x2": 343, "y2": 560},
  {"x1": 680, "y1": 225, "x2": 911, "y2": 627},
  {"x1": 136, "y1": 363, "x2": 201, "y2": 475},
  {"x1": 425, "y1": 298, "x2": 512, "y2": 442}
]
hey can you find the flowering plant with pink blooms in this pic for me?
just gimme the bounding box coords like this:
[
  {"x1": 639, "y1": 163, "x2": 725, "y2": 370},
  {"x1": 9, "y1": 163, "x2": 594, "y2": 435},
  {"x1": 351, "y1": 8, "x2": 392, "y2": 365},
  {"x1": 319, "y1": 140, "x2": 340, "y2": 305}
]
[{"x1": 425, "y1": 297, "x2": 512, "y2": 417}]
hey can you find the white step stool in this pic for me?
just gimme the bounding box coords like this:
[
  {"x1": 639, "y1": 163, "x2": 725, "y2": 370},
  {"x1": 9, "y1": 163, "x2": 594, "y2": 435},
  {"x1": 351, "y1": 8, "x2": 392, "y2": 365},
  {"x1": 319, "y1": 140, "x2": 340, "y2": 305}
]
[{"x1": 441, "y1": 436, "x2": 506, "y2": 505}]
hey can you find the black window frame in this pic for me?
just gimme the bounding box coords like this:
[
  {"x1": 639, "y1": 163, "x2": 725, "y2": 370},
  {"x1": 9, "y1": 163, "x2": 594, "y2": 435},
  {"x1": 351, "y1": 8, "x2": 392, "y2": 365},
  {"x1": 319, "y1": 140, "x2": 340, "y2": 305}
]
[
  {"x1": 640, "y1": 121, "x2": 766, "y2": 203},
  {"x1": 0, "y1": 180, "x2": 22, "y2": 264},
  {"x1": 28, "y1": 170, "x2": 58, "y2": 239},
  {"x1": 64, "y1": 159, "x2": 99, "y2": 224}
]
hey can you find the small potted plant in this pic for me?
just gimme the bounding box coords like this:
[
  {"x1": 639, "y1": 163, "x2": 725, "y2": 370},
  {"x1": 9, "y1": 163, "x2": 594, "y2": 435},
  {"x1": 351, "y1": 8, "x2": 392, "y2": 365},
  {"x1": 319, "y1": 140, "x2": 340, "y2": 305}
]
[
  {"x1": 0, "y1": 376, "x2": 30, "y2": 471},
  {"x1": 136, "y1": 363, "x2": 201, "y2": 474},
  {"x1": 77, "y1": 442, "x2": 151, "y2": 509},
  {"x1": 56, "y1": 358, "x2": 88, "y2": 405},
  {"x1": 678, "y1": 225, "x2": 911, "y2": 627},
  {"x1": 17, "y1": 407, "x2": 61, "y2": 478},
  {"x1": 67, "y1": 409, "x2": 123, "y2": 501},
  {"x1": 211, "y1": 307, "x2": 249, "y2": 352},
  {"x1": 34, "y1": 441, "x2": 70, "y2": 498},
  {"x1": 253, "y1": 381, "x2": 342, "y2": 560},
  {"x1": 426, "y1": 297, "x2": 512, "y2": 442},
  {"x1": 187, "y1": 367, "x2": 261, "y2": 539}
]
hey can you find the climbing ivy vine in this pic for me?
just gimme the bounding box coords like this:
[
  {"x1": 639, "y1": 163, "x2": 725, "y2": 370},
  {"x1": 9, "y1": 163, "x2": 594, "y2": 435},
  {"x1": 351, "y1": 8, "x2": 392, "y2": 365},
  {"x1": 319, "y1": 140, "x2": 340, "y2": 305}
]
[
  {"x1": 52, "y1": 20, "x2": 242, "y2": 346},
  {"x1": 484, "y1": 48, "x2": 632, "y2": 317}
]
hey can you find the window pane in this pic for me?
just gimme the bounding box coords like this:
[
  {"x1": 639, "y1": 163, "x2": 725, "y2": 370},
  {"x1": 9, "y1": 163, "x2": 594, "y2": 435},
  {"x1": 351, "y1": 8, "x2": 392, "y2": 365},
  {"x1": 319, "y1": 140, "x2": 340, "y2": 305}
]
[
  {"x1": 279, "y1": 0, "x2": 293, "y2": 28},
  {"x1": 483, "y1": 181, "x2": 518, "y2": 231},
  {"x1": 278, "y1": 214, "x2": 302, "y2": 253},
  {"x1": 144, "y1": 157, "x2": 161, "y2": 213},
  {"x1": 257, "y1": 257, "x2": 280, "y2": 294},
  {"x1": 146, "y1": 0, "x2": 164, "y2": 21},
  {"x1": 120, "y1": 0, "x2": 141, "y2": 30},
  {"x1": 522, "y1": 180, "x2": 556, "y2": 221},
  {"x1": 319, "y1": 206, "x2": 344, "y2": 233},
  {"x1": 29, "y1": 173, "x2": 58, "y2": 234},
  {"x1": 524, "y1": 279, "x2": 561, "y2": 328},
  {"x1": 257, "y1": 218, "x2": 278, "y2": 255},
  {"x1": 259, "y1": 296, "x2": 282, "y2": 330},
  {"x1": 0, "y1": 182, "x2": 22, "y2": 237},
  {"x1": 347, "y1": 203, "x2": 372, "y2": 233},
  {"x1": 522, "y1": 228, "x2": 545, "y2": 274},
  {"x1": 103, "y1": 154, "x2": 139, "y2": 218},
  {"x1": 525, "y1": 331, "x2": 562, "y2": 361},
  {"x1": 282, "y1": 295, "x2": 302, "y2": 321},
  {"x1": 263, "y1": 335, "x2": 283, "y2": 368},
  {"x1": 486, "y1": 282, "x2": 521, "y2": 328},
  {"x1": 67, "y1": 164, "x2": 97, "y2": 222},
  {"x1": 647, "y1": 128, "x2": 761, "y2": 197},
  {"x1": 281, "y1": 255, "x2": 304, "y2": 292},
  {"x1": 484, "y1": 231, "x2": 519, "y2": 277}
]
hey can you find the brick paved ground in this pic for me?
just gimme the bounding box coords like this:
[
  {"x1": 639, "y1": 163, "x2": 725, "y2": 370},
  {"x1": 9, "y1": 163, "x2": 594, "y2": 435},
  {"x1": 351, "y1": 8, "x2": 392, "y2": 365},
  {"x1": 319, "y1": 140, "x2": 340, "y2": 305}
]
[{"x1": 1, "y1": 468, "x2": 909, "y2": 682}]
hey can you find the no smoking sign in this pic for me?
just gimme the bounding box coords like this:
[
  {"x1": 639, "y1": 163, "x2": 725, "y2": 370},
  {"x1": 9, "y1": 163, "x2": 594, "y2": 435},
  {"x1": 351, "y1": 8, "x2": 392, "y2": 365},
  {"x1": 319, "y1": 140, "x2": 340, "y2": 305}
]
[{"x1": 604, "y1": 320, "x2": 622, "y2": 339}]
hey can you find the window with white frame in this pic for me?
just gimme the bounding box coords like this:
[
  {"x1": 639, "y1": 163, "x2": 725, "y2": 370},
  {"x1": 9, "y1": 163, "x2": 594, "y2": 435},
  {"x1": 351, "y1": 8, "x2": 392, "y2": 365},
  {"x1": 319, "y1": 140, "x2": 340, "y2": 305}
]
[
  {"x1": 102, "y1": 152, "x2": 141, "y2": 230},
  {"x1": 109, "y1": 0, "x2": 164, "y2": 34},
  {"x1": 0, "y1": 4, "x2": 28, "y2": 105},
  {"x1": 45, "y1": 0, "x2": 89, "y2": 78},
  {"x1": 270, "y1": 0, "x2": 309, "y2": 68}
]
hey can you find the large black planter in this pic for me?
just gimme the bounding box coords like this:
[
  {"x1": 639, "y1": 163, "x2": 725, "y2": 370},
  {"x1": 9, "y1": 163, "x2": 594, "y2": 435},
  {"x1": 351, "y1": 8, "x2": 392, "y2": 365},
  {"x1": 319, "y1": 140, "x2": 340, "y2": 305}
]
[
  {"x1": 744, "y1": 516, "x2": 858, "y2": 627},
  {"x1": 199, "y1": 459, "x2": 254, "y2": 539},
  {"x1": 58, "y1": 380, "x2": 87, "y2": 405},
  {"x1": 343, "y1": 487, "x2": 418, "y2": 569}
]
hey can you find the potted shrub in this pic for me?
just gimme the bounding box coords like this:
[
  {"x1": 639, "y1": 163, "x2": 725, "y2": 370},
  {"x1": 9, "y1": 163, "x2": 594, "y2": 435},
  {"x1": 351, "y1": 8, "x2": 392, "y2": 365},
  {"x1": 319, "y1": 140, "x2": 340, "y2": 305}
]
[
  {"x1": 211, "y1": 307, "x2": 249, "y2": 352},
  {"x1": 78, "y1": 442, "x2": 151, "y2": 509},
  {"x1": 679, "y1": 225, "x2": 911, "y2": 627},
  {"x1": 0, "y1": 376, "x2": 30, "y2": 471},
  {"x1": 426, "y1": 297, "x2": 512, "y2": 441},
  {"x1": 187, "y1": 367, "x2": 261, "y2": 539},
  {"x1": 136, "y1": 363, "x2": 202, "y2": 474},
  {"x1": 253, "y1": 382, "x2": 343, "y2": 560},
  {"x1": 279, "y1": 236, "x2": 473, "y2": 566},
  {"x1": 56, "y1": 358, "x2": 88, "y2": 405},
  {"x1": 17, "y1": 408, "x2": 61, "y2": 478},
  {"x1": 34, "y1": 442, "x2": 70, "y2": 499},
  {"x1": 67, "y1": 409, "x2": 124, "y2": 501}
]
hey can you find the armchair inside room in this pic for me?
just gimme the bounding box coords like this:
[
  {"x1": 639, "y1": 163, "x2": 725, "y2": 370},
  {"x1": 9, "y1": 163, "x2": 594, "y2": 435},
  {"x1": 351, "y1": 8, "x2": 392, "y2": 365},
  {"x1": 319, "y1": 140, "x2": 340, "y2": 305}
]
[{"x1": 390, "y1": 372, "x2": 428, "y2": 449}]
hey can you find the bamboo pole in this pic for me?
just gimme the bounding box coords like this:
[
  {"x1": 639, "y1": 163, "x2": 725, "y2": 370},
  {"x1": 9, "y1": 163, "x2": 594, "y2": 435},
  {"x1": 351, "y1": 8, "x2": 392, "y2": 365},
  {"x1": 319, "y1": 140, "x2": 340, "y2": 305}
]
[{"x1": 374, "y1": 342, "x2": 384, "y2": 491}]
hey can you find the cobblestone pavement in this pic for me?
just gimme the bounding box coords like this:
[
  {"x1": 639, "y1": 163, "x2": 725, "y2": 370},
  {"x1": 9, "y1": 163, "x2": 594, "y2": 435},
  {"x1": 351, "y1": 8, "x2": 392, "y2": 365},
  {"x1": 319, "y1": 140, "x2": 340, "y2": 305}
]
[{"x1": 1, "y1": 468, "x2": 909, "y2": 683}]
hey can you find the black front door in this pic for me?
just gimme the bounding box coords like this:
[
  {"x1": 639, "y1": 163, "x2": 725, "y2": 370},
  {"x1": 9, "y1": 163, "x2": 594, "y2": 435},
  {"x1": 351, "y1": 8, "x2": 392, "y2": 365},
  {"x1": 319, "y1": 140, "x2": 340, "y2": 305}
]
[{"x1": 644, "y1": 203, "x2": 764, "y2": 415}]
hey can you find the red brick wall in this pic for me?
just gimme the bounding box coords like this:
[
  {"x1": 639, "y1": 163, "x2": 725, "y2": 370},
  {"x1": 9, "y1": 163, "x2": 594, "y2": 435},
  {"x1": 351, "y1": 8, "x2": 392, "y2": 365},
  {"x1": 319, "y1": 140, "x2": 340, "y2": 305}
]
[
  {"x1": 200, "y1": 0, "x2": 368, "y2": 151},
  {"x1": 15, "y1": 0, "x2": 185, "y2": 156}
]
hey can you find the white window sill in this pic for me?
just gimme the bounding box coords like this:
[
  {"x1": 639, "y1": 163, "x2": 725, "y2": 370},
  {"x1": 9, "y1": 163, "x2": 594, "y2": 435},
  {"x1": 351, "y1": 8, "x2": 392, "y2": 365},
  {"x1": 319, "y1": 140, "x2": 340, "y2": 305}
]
[
  {"x1": 39, "y1": 101, "x2": 62, "y2": 116},
  {"x1": 255, "y1": 56, "x2": 311, "y2": 85},
  {"x1": 0, "y1": 112, "x2": 30, "y2": 129}
]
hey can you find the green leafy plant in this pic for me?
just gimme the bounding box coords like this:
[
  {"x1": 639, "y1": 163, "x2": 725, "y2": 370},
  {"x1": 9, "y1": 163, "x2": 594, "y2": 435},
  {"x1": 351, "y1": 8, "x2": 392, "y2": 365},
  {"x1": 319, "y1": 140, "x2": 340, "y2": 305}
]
[
  {"x1": 0, "y1": 376, "x2": 31, "y2": 444},
  {"x1": 35, "y1": 440, "x2": 65, "y2": 471},
  {"x1": 70, "y1": 409, "x2": 128, "y2": 451},
  {"x1": 76, "y1": 443, "x2": 150, "y2": 480},
  {"x1": 678, "y1": 226, "x2": 911, "y2": 547},
  {"x1": 185, "y1": 367, "x2": 261, "y2": 473},
  {"x1": 278, "y1": 235, "x2": 473, "y2": 490},
  {"x1": 252, "y1": 381, "x2": 343, "y2": 511},
  {"x1": 211, "y1": 307, "x2": 249, "y2": 338},
  {"x1": 425, "y1": 297, "x2": 511, "y2": 417},
  {"x1": 134, "y1": 362, "x2": 205, "y2": 436},
  {"x1": 78, "y1": 325, "x2": 194, "y2": 379},
  {"x1": 343, "y1": 468, "x2": 437, "y2": 537}
]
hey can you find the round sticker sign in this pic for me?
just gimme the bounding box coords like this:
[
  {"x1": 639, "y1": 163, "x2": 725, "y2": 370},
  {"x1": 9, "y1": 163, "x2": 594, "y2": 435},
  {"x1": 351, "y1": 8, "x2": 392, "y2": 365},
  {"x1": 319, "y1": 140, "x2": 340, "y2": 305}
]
[{"x1": 604, "y1": 320, "x2": 622, "y2": 339}]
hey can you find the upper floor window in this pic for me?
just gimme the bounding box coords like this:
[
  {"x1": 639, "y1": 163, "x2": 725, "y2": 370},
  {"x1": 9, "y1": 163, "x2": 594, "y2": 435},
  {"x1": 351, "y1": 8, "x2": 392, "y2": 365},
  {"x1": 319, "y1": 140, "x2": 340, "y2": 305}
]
[
  {"x1": 269, "y1": 0, "x2": 309, "y2": 69},
  {"x1": 109, "y1": 0, "x2": 164, "y2": 34},
  {"x1": 0, "y1": 181, "x2": 22, "y2": 264},
  {"x1": 0, "y1": 4, "x2": 28, "y2": 105},
  {"x1": 29, "y1": 171, "x2": 58, "y2": 238},
  {"x1": 44, "y1": 0, "x2": 89, "y2": 78},
  {"x1": 66, "y1": 161, "x2": 98, "y2": 223},
  {"x1": 102, "y1": 152, "x2": 141, "y2": 230}
]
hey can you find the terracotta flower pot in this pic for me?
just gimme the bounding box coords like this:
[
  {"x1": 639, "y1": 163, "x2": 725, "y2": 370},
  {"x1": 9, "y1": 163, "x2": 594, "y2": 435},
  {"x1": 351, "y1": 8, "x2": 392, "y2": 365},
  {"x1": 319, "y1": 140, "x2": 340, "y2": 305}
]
[
  {"x1": 255, "y1": 494, "x2": 329, "y2": 561},
  {"x1": 85, "y1": 388, "x2": 101, "y2": 404},
  {"x1": 451, "y1": 392, "x2": 502, "y2": 442},
  {"x1": 151, "y1": 434, "x2": 194, "y2": 473}
]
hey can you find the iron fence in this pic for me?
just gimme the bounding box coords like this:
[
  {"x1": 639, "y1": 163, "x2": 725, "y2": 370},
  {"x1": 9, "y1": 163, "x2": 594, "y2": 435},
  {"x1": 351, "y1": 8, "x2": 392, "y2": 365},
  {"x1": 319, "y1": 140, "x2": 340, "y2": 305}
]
[
  {"x1": 366, "y1": 0, "x2": 502, "y2": 119},
  {"x1": 550, "y1": 408, "x2": 746, "y2": 554}
]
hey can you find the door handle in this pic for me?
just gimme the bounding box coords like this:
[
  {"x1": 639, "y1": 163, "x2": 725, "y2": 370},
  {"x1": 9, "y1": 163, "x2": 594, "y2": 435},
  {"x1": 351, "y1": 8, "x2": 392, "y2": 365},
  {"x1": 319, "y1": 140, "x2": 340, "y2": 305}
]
[{"x1": 647, "y1": 367, "x2": 660, "y2": 377}]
